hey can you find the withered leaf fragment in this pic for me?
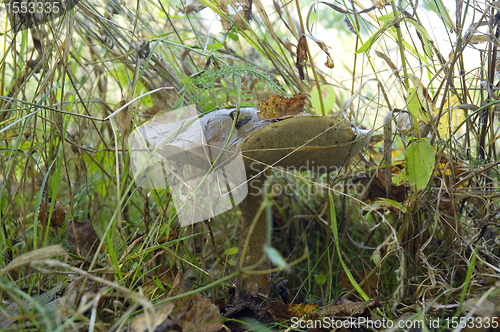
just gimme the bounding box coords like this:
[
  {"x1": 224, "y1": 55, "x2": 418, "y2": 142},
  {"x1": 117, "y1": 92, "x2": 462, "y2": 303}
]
[
  {"x1": 220, "y1": 0, "x2": 253, "y2": 30},
  {"x1": 372, "y1": 0, "x2": 386, "y2": 10},
  {"x1": 114, "y1": 100, "x2": 131, "y2": 136},
  {"x1": 38, "y1": 198, "x2": 66, "y2": 227},
  {"x1": 181, "y1": 0, "x2": 206, "y2": 13},
  {"x1": 304, "y1": 34, "x2": 334, "y2": 69},
  {"x1": 315, "y1": 39, "x2": 334, "y2": 68},
  {"x1": 296, "y1": 36, "x2": 308, "y2": 79},
  {"x1": 257, "y1": 93, "x2": 306, "y2": 120}
]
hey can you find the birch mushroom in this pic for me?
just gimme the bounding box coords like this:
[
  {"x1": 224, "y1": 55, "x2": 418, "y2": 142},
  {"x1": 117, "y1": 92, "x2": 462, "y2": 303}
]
[{"x1": 129, "y1": 106, "x2": 370, "y2": 293}]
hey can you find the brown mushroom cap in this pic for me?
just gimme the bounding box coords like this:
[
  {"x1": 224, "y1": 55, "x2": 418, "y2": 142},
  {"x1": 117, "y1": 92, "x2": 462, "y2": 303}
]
[
  {"x1": 135, "y1": 107, "x2": 370, "y2": 172},
  {"x1": 240, "y1": 114, "x2": 370, "y2": 171}
]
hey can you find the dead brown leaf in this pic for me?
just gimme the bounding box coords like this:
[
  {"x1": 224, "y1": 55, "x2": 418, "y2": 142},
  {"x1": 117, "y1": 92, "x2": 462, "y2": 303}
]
[
  {"x1": 38, "y1": 197, "x2": 66, "y2": 227},
  {"x1": 177, "y1": 293, "x2": 223, "y2": 332},
  {"x1": 114, "y1": 100, "x2": 131, "y2": 136},
  {"x1": 130, "y1": 303, "x2": 175, "y2": 332},
  {"x1": 311, "y1": 297, "x2": 378, "y2": 317},
  {"x1": 257, "y1": 93, "x2": 307, "y2": 120},
  {"x1": 220, "y1": 0, "x2": 252, "y2": 30},
  {"x1": 325, "y1": 56, "x2": 334, "y2": 69},
  {"x1": 65, "y1": 221, "x2": 100, "y2": 258},
  {"x1": 312, "y1": 38, "x2": 334, "y2": 69},
  {"x1": 181, "y1": 0, "x2": 206, "y2": 13},
  {"x1": 296, "y1": 36, "x2": 308, "y2": 79},
  {"x1": 372, "y1": 0, "x2": 386, "y2": 9}
]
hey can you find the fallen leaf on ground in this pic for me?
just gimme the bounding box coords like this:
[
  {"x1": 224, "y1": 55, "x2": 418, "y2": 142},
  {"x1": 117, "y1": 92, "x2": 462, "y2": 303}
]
[
  {"x1": 257, "y1": 93, "x2": 306, "y2": 120},
  {"x1": 176, "y1": 293, "x2": 223, "y2": 332},
  {"x1": 311, "y1": 297, "x2": 378, "y2": 317},
  {"x1": 130, "y1": 303, "x2": 174, "y2": 332},
  {"x1": 65, "y1": 221, "x2": 100, "y2": 258}
]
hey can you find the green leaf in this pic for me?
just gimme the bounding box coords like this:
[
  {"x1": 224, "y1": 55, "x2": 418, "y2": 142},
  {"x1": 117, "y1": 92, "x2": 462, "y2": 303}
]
[
  {"x1": 263, "y1": 245, "x2": 290, "y2": 271},
  {"x1": 422, "y1": 0, "x2": 454, "y2": 31},
  {"x1": 407, "y1": 87, "x2": 431, "y2": 122},
  {"x1": 180, "y1": 76, "x2": 191, "y2": 85},
  {"x1": 228, "y1": 31, "x2": 239, "y2": 41},
  {"x1": 378, "y1": 13, "x2": 394, "y2": 22},
  {"x1": 315, "y1": 274, "x2": 327, "y2": 286},
  {"x1": 376, "y1": 198, "x2": 406, "y2": 212},
  {"x1": 214, "y1": 42, "x2": 223, "y2": 50},
  {"x1": 392, "y1": 168, "x2": 406, "y2": 186},
  {"x1": 310, "y1": 84, "x2": 336, "y2": 114},
  {"x1": 111, "y1": 64, "x2": 153, "y2": 108},
  {"x1": 405, "y1": 19, "x2": 433, "y2": 57},
  {"x1": 371, "y1": 248, "x2": 381, "y2": 266},
  {"x1": 355, "y1": 20, "x2": 393, "y2": 54},
  {"x1": 405, "y1": 139, "x2": 435, "y2": 190},
  {"x1": 136, "y1": 81, "x2": 154, "y2": 108},
  {"x1": 225, "y1": 247, "x2": 238, "y2": 255}
]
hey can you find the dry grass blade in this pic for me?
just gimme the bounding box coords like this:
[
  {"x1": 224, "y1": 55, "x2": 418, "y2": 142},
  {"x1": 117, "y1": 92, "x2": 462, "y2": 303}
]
[
  {"x1": 0, "y1": 245, "x2": 69, "y2": 274},
  {"x1": 29, "y1": 259, "x2": 153, "y2": 310}
]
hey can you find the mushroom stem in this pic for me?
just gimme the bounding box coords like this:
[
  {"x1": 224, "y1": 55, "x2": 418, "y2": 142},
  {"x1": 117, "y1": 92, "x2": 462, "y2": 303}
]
[{"x1": 238, "y1": 170, "x2": 270, "y2": 293}]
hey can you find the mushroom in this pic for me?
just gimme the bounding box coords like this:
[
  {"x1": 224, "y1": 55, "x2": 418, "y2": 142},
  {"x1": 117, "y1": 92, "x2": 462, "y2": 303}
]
[{"x1": 129, "y1": 105, "x2": 371, "y2": 293}]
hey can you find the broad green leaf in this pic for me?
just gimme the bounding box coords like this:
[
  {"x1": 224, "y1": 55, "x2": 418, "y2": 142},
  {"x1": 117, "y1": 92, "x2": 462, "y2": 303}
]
[
  {"x1": 405, "y1": 139, "x2": 435, "y2": 190},
  {"x1": 392, "y1": 168, "x2": 406, "y2": 186},
  {"x1": 180, "y1": 76, "x2": 191, "y2": 85},
  {"x1": 136, "y1": 82, "x2": 154, "y2": 108},
  {"x1": 263, "y1": 245, "x2": 290, "y2": 271},
  {"x1": 228, "y1": 31, "x2": 239, "y2": 41},
  {"x1": 225, "y1": 247, "x2": 238, "y2": 255},
  {"x1": 310, "y1": 84, "x2": 336, "y2": 114},
  {"x1": 315, "y1": 274, "x2": 327, "y2": 286},
  {"x1": 407, "y1": 87, "x2": 431, "y2": 123},
  {"x1": 371, "y1": 248, "x2": 381, "y2": 266},
  {"x1": 378, "y1": 13, "x2": 394, "y2": 22}
]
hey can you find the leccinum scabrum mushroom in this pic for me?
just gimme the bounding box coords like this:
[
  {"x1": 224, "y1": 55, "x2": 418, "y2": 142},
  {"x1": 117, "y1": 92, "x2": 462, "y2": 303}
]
[{"x1": 130, "y1": 107, "x2": 371, "y2": 293}]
